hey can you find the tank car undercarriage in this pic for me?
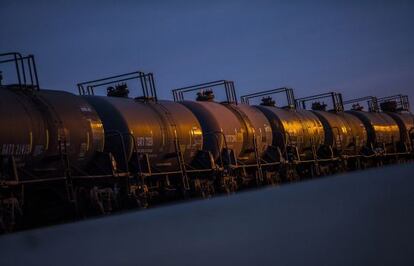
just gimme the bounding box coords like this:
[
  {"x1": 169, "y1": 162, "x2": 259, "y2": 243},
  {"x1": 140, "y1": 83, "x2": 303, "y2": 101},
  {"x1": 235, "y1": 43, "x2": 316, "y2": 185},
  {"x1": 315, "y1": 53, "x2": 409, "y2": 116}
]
[{"x1": 1, "y1": 134, "x2": 411, "y2": 233}]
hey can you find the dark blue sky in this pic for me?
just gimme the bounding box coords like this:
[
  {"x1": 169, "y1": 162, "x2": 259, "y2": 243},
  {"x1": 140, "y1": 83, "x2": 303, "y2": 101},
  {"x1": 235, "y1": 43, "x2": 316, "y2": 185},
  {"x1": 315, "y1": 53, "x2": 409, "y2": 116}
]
[{"x1": 1, "y1": 0, "x2": 413, "y2": 106}]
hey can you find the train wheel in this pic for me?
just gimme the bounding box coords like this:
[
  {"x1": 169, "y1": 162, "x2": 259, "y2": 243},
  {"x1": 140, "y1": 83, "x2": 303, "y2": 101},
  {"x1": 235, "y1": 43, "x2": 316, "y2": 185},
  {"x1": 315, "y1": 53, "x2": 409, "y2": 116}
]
[
  {"x1": 285, "y1": 166, "x2": 299, "y2": 182},
  {"x1": 220, "y1": 175, "x2": 238, "y2": 194},
  {"x1": 89, "y1": 187, "x2": 117, "y2": 215},
  {"x1": 264, "y1": 171, "x2": 281, "y2": 186},
  {"x1": 129, "y1": 184, "x2": 150, "y2": 209},
  {"x1": 318, "y1": 164, "x2": 331, "y2": 176},
  {"x1": 0, "y1": 196, "x2": 22, "y2": 233},
  {"x1": 192, "y1": 179, "x2": 215, "y2": 198}
]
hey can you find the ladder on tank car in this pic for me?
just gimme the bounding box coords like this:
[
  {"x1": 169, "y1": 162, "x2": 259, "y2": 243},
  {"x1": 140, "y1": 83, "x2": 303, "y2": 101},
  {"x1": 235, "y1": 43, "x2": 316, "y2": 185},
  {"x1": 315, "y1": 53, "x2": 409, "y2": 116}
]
[
  {"x1": 6, "y1": 72, "x2": 76, "y2": 204},
  {"x1": 153, "y1": 103, "x2": 190, "y2": 191},
  {"x1": 226, "y1": 104, "x2": 264, "y2": 183},
  {"x1": 35, "y1": 96, "x2": 76, "y2": 204},
  {"x1": 59, "y1": 135, "x2": 75, "y2": 203}
]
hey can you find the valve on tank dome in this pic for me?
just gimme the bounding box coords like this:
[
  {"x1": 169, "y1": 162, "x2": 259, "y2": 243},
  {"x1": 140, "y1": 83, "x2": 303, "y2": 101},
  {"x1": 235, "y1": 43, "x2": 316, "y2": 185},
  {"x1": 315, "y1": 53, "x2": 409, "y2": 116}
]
[
  {"x1": 107, "y1": 83, "x2": 129, "y2": 98},
  {"x1": 196, "y1": 89, "x2": 215, "y2": 101},
  {"x1": 311, "y1": 101, "x2": 327, "y2": 111},
  {"x1": 260, "y1": 96, "x2": 276, "y2": 107},
  {"x1": 380, "y1": 101, "x2": 398, "y2": 112},
  {"x1": 351, "y1": 103, "x2": 364, "y2": 111}
]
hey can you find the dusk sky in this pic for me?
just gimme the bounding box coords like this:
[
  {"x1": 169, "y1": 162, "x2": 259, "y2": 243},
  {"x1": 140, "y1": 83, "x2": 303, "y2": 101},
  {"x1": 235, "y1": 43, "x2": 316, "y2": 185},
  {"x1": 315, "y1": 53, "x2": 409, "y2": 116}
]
[{"x1": 1, "y1": 0, "x2": 413, "y2": 107}]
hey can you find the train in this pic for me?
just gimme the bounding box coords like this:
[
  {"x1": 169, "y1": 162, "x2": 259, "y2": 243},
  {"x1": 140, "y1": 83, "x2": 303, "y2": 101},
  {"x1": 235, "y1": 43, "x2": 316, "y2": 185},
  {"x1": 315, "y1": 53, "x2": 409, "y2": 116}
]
[{"x1": 0, "y1": 52, "x2": 413, "y2": 232}]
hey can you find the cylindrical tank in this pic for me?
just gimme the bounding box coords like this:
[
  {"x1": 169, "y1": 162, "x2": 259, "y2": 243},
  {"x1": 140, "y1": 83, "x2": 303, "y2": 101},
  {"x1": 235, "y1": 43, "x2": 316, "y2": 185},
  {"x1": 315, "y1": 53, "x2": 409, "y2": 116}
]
[
  {"x1": 37, "y1": 90, "x2": 105, "y2": 168},
  {"x1": 382, "y1": 112, "x2": 414, "y2": 151},
  {"x1": 225, "y1": 103, "x2": 273, "y2": 162},
  {"x1": 254, "y1": 105, "x2": 325, "y2": 160},
  {"x1": 0, "y1": 88, "x2": 48, "y2": 165},
  {"x1": 347, "y1": 110, "x2": 400, "y2": 152},
  {"x1": 311, "y1": 111, "x2": 367, "y2": 155},
  {"x1": 83, "y1": 96, "x2": 203, "y2": 172},
  {"x1": 0, "y1": 87, "x2": 105, "y2": 175},
  {"x1": 178, "y1": 100, "x2": 245, "y2": 162}
]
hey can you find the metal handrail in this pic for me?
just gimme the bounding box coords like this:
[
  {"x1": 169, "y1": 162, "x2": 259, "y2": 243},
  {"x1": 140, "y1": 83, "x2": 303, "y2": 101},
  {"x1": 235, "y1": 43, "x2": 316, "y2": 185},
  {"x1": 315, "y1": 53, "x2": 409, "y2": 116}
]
[
  {"x1": 0, "y1": 52, "x2": 40, "y2": 90},
  {"x1": 77, "y1": 71, "x2": 158, "y2": 102},
  {"x1": 343, "y1": 96, "x2": 379, "y2": 112}
]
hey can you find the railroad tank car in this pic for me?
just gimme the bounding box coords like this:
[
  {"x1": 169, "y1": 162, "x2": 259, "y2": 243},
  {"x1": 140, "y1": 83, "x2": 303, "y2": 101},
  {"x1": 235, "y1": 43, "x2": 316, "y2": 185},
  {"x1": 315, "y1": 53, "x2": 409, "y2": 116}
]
[
  {"x1": 346, "y1": 110, "x2": 400, "y2": 153},
  {"x1": 177, "y1": 90, "x2": 272, "y2": 165},
  {"x1": 378, "y1": 96, "x2": 414, "y2": 152},
  {"x1": 310, "y1": 106, "x2": 367, "y2": 156},
  {"x1": 38, "y1": 89, "x2": 105, "y2": 168},
  {"x1": 295, "y1": 92, "x2": 370, "y2": 158},
  {"x1": 0, "y1": 87, "x2": 48, "y2": 166},
  {"x1": 254, "y1": 97, "x2": 325, "y2": 161},
  {"x1": 230, "y1": 102, "x2": 273, "y2": 162},
  {"x1": 83, "y1": 96, "x2": 203, "y2": 172},
  {"x1": 384, "y1": 112, "x2": 414, "y2": 151},
  {"x1": 0, "y1": 86, "x2": 105, "y2": 177},
  {"x1": 178, "y1": 95, "x2": 245, "y2": 163},
  {"x1": 3, "y1": 51, "x2": 414, "y2": 233}
]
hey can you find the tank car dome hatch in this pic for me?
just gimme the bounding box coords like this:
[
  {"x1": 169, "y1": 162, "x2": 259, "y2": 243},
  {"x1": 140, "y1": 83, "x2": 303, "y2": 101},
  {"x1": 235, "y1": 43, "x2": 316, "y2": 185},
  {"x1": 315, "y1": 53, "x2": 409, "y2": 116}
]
[
  {"x1": 380, "y1": 101, "x2": 398, "y2": 113},
  {"x1": 196, "y1": 89, "x2": 215, "y2": 102},
  {"x1": 351, "y1": 103, "x2": 364, "y2": 111},
  {"x1": 311, "y1": 102, "x2": 327, "y2": 111},
  {"x1": 79, "y1": 71, "x2": 203, "y2": 172},
  {"x1": 107, "y1": 83, "x2": 129, "y2": 98},
  {"x1": 260, "y1": 96, "x2": 276, "y2": 107}
]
